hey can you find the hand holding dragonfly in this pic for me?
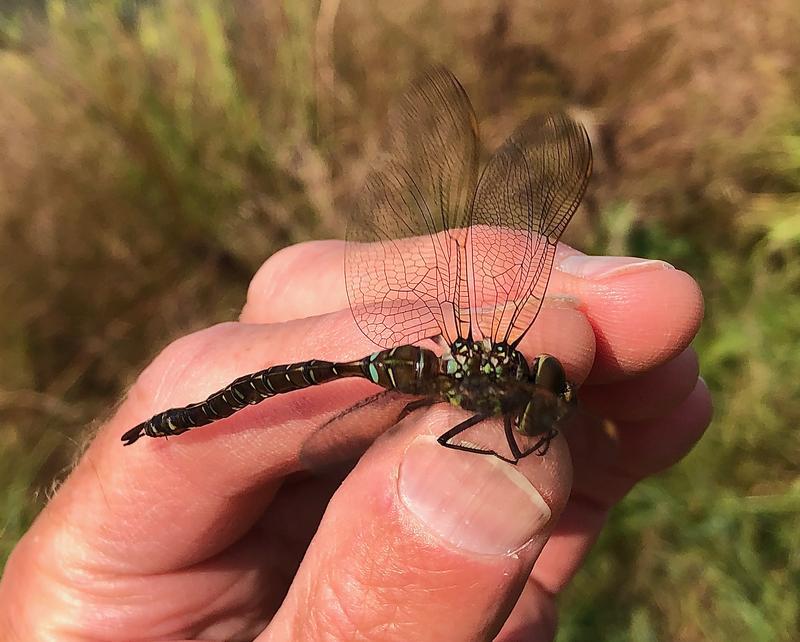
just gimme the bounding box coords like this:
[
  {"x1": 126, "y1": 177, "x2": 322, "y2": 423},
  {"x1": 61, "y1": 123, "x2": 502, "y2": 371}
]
[
  {"x1": 0, "y1": 240, "x2": 709, "y2": 640},
  {"x1": 0, "y1": 69, "x2": 710, "y2": 640}
]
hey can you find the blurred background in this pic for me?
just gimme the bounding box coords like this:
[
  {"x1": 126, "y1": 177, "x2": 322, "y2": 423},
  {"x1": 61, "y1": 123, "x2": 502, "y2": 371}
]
[{"x1": 0, "y1": 1, "x2": 798, "y2": 639}]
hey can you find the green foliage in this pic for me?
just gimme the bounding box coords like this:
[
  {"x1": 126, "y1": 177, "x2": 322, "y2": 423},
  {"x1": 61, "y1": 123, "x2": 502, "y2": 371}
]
[
  {"x1": 0, "y1": 1, "x2": 798, "y2": 640},
  {"x1": 0, "y1": 423, "x2": 66, "y2": 563},
  {"x1": 559, "y1": 101, "x2": 800, "y2": 641},
  {"x1": 0, "y1": 0, "x2": 329, "y2": 563}
]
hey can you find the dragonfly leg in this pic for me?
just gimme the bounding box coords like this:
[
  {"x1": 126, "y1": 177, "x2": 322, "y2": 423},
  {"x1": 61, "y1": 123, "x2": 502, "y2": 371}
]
[
  {"x1": 397, "y1": 397, "x2": 438, "y2": 422},
  {"x1": 519, "y1": 428, "x2": 560, "y2": 458},
  {"x1": 437, "y1": 414, "x2": 518, "y2": 465},
  {"x1": 504, "y1": 415, "x2": 525, "y2": 462}
]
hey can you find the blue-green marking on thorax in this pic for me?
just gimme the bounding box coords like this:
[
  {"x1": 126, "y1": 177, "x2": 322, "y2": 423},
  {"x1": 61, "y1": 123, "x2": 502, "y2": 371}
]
[{"x1": 368, "y1": 352, "x2": 380, "y2": 383}]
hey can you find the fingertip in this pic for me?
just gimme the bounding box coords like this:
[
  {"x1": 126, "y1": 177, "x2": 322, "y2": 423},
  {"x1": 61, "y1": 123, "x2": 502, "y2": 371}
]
[
  {"x1": 616, "y1": 376, "x2": 714, "y2": 477},
  {"x1": 575, "y1": 267, "x2": 704, "y2": 382},
  {"x1": 270, "y1": 407, "x2": 572, "y2": 640},
  {"x1": 242, "y1": 240, "x2": 347, "y2": 323},
  {"x1": 691, "y1": 375, "x2": 714, "y2": 430},
  {"x1": 516, "y1": 300, "x2": 596, "y2": 386},
  {"x1": 580, "y1": 347, "x2": 701, "y2": 422},
  {"x1": 397, "y1": 434, "x2": 554, "y2": 555}
]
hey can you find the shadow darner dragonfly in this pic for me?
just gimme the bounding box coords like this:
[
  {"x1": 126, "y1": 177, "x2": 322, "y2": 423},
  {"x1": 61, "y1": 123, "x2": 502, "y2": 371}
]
[{"x1": 122, "y1": 68, "x2": 592, "y2": 465}]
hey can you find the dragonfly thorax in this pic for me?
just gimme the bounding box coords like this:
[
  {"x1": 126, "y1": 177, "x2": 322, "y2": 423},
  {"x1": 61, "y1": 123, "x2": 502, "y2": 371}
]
[{"x1": 440, "y1": 338, "x2": 530, "y2": 415}]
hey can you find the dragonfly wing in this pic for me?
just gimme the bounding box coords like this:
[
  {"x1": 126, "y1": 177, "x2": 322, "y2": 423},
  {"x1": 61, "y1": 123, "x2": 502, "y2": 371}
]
[
  {"x1": 298, "y1": 389, "x2": 414, "y2": 472},
  {"x1": 345, "y1": 67, "x2": 480, "y2": 348},
  {"x1": 469, "y1": 113, "x2": 592, "y2": 345}
]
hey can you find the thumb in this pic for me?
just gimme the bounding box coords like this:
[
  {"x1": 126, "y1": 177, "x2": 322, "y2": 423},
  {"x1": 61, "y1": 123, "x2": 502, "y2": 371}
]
[{"x1": 261, "y1": 406, "x2": 572, "y2": 641}]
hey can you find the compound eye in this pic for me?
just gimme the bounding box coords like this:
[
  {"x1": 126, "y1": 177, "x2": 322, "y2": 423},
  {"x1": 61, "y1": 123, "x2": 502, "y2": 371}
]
[{"x1": 532, "y1": 354, "x2": 567, "y2": 393}]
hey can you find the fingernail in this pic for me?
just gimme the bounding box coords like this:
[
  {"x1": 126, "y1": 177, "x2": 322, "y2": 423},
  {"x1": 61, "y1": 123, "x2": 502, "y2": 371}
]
[
  {"x1": 398, "y1": 436, "x2": 551, "y2": 555},
  {"x1": 544, "y1": 294, "x2": 580, "y2": 308},
  {"x1": 559, "y1": 254, "x2": 674, "y2": 280}
]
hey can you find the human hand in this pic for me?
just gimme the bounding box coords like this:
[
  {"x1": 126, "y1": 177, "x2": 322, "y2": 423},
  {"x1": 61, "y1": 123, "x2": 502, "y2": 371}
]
[{"x1": 0, "y1": 240, "x2": 711, "y2": 641}]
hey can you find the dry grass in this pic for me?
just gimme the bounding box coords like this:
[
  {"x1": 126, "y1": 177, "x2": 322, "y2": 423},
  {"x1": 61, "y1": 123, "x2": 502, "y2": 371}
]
[{"x1": 0, "y1": 1, "x2": 798, "y2": 639}]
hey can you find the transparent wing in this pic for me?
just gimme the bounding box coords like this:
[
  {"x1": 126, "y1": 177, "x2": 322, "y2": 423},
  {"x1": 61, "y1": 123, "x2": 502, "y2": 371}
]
[
  {"x1": 345, "y1": 67, "x2": 480, "y2": 348},
  {"x1": 469, "y1": 113, "x2": 592, "y2": 345},
  {"x1": 298, "y1": 390, "x2": 414, "y2": 473}
]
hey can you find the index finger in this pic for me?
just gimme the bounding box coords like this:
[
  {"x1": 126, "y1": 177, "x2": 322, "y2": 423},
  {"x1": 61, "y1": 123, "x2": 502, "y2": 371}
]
[
  {"x1": 26, "y1": 290, "x2": 593, "y2": 578},
  {"x1": 243, "y1": 240, "x2": 703, "y2": 383}
]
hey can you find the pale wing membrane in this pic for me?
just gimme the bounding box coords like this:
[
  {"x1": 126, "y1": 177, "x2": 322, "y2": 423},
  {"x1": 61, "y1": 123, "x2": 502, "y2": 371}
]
[
  {"x1": 299, "y1": 390, "x2": 413, "y2": 472},
  {"x1": 345, "y1": 68, "x2": 480, "y2": 348},
  {"x1": 469, "y1": 113, "x2": 592, "y2": 345}
]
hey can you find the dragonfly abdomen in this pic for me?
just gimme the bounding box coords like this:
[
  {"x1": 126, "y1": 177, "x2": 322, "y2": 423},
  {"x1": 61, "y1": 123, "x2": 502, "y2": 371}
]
[{"x1": 121, "y1": 359, "x2": 364, "y2": 445}]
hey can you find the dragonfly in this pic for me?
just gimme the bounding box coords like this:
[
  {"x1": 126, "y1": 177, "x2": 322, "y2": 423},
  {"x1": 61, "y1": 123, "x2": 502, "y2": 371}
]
[{"x1": 121, "y1": 67, "x2": 592, "y2": 465}]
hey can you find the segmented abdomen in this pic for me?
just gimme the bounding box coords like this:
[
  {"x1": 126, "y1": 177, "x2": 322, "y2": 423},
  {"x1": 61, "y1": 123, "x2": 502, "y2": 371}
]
[
  {"x1": 121, "y1": 359, "x2": 362, "y2": 445},
  {"x1": 121, "y1": 344, "x2": 441, "y2": 446}
]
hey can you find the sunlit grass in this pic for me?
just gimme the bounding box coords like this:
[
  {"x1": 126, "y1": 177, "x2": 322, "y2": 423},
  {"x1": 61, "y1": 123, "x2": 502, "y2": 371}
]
[{"x1": 0, "y1": 1, "x2": 798, "y2": 639}]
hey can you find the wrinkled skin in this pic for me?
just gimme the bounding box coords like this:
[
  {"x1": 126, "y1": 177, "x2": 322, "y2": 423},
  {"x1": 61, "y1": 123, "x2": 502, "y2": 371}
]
[{"x1": 0, "y1": 241, "x2": 711, "y2": 641}]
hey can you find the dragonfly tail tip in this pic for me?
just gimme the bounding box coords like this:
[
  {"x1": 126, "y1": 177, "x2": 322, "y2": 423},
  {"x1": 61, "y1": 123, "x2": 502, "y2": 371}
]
[{"x1": 120, "y1": 424, "x2": 145, "y2": 446}]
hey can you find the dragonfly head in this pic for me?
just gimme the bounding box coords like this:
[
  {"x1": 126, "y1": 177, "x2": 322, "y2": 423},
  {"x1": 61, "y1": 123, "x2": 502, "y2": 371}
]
[
  {"x1": 530, "y1": 354, "x2": 568, "y2": 396},
  {"x1": 514, "y1": 354, "x2": 577, "y2": 437}
]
